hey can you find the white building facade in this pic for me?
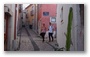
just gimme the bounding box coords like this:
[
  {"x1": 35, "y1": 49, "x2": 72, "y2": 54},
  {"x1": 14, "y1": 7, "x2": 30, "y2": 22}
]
[
  {"x1": 4, "y1": 4, "x2": 23, "y2": 51},
  {"x1": 56, "y1": 4, "x2": 84, "y2": 51}
]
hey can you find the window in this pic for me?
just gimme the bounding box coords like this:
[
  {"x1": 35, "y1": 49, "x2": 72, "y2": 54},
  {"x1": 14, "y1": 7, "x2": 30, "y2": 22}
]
[
  {"x1": 50, "y1": 17, "x2": 56, "y2": 23},
  {"x1": 32, "y1": 6, "x2": 35, "y2": 10},
  {"x1": 60, "y1": 7, "x2": 63, "y2": 22},
  {"x1": 31, "y1": 10, "x2": 34, "y2": 16},
  {"x1": 43, "y1": 12, "x2": 49, "y2": 16},
  {"x1": 26, "y1": 14, "x2": 28, "y2": 18}
]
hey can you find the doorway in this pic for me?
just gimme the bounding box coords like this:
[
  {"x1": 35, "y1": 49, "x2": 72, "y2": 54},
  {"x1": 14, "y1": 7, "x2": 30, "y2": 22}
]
[{"x1": 4, "y1": 13, "x2": 11, "y2": 51}]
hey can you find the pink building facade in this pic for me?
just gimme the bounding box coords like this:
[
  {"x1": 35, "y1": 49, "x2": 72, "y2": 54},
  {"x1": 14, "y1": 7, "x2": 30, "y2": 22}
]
[{"x1": 37, "y1": 4, "x2": 57, "y2": 33}]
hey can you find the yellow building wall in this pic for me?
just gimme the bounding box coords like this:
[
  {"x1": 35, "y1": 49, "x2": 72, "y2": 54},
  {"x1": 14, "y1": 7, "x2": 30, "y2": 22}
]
[{"x1": 26, "y1": 4, "x2": 36, "y2": 25}]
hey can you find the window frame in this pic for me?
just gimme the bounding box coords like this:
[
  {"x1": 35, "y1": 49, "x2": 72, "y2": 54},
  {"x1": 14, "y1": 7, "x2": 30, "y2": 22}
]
[
  {"x1": 43, "y1": 12, "x2": 49, "y2": 16},
  {"x1": 60, "y1": 6, "x2": 64, "y2": 24},
  {"x1": 50, "y1": 17, "x2": 56, "y2": 23}
]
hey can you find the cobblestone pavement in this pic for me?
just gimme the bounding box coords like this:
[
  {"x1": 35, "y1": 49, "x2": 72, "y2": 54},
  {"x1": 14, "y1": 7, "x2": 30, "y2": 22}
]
[
  {"x1": 19, "y1": 28, "x2": 34, "y2": 51},
  {"x1": 18, "y1": 28, "x2": 58, "y2": 51}
]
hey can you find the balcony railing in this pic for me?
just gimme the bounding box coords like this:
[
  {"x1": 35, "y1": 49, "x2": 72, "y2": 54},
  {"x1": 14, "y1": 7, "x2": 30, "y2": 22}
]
[
  {"x1": 31, "y1": 10, "x2": 34, "y2": 16},
  {"x1": 19, "y1": 4, "x2": 22, "y2": 12}
]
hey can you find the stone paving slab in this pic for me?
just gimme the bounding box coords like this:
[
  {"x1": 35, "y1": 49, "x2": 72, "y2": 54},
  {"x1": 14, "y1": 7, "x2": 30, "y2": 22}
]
[
  {"x1": 19, "y1": 36, "x2": 34, "y2": 51},
  {"x1": 34, "y1": 40, "x2": 54, "y2": 51}
]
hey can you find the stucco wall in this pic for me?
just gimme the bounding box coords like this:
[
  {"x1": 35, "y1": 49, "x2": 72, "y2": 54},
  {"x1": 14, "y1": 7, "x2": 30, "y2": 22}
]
[
  {"x1": 8, "y1": 4, "x2": 15, "y2": 50},
  {"x1": 57, "y1": 4, "x2": 84, "y2": 51},
  {"x1": 56, "y1": 4, "x2": 72, "y2": 49},
  {"x1": 38, "y1": 4, "x2": 57, "y2": 31}
]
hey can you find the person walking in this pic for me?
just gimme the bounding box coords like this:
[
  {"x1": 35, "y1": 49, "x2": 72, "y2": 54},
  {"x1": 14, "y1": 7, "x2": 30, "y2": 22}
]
[
  {"x1": 48, "y1": 22, "x2": 54, "y2": 42},
  {"x1": 40, "y1": 23, "x2": 46, "y2": 42}
]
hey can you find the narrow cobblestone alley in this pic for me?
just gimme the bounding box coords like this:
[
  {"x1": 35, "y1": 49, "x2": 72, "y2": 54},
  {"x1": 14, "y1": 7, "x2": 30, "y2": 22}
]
[
  {"x1": 4, "y1": 4, "x2": 84, "y2": 51},
  {"x1": 18, "y1": 27, "x2": 57, "y2": 51}
]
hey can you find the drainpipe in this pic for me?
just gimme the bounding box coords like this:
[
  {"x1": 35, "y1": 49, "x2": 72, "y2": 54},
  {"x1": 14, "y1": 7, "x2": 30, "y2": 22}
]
[{"x1": 14, "y1": 4, "x2": 17, "y2": 40}]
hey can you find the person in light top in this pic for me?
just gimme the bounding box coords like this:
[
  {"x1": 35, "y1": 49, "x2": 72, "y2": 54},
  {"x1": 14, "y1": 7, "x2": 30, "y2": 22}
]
[
  {"x1": 48, "y1": 22, "x2": 54, "y2": 42},
  {"x1": 40, "y1": 23, "x2": 46, "y2": 42}
]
